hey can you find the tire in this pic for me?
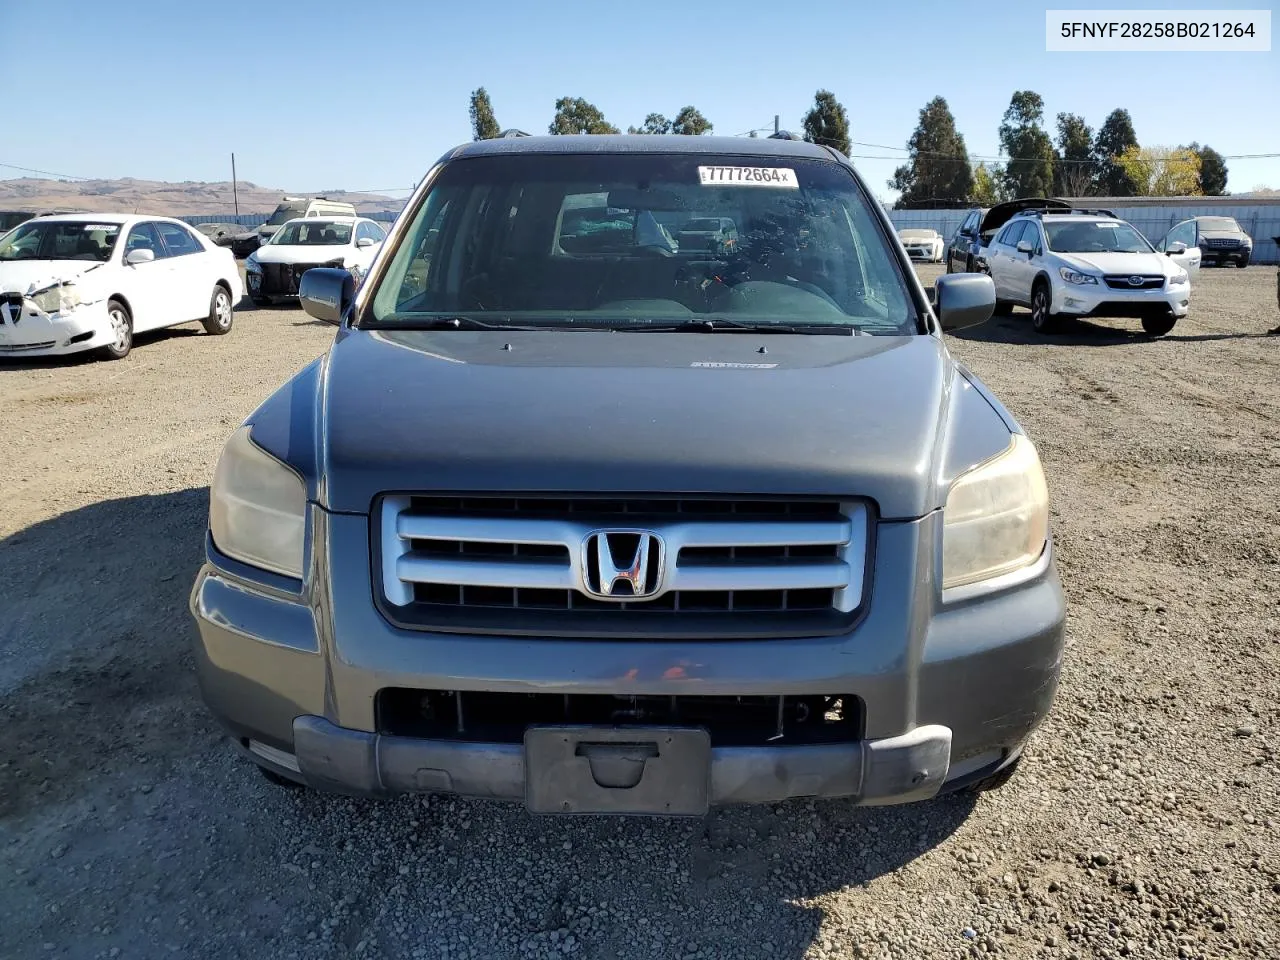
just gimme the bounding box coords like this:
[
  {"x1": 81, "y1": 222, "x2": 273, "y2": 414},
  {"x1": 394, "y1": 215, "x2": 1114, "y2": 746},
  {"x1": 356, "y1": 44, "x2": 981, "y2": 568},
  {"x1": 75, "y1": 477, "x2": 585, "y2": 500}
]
[
  {"x1": 1237, "y1": 254, "x2": 1250, "y2": 269},
  {"x1": 1141, "y1": 314, "x2": 1178, "y2": 337},
  {"x1": 251, "y1": 296, "x2": 273, "y2": 308},
  {"x1": 967, "y1": 755, "x2": 1022, "y2": 794},
  {"x1": 97, "y1": 299, "x2": 132, "y2": 360},
  {"x1": 202, "y1": 284, "x2": 234, "y2": 336},
  {"x1": 258, "y1": 765, "x2": 306, "y2": 789},
  {"x1": 1029, "y1": 282, "x2": 1060, "y2": 334}
]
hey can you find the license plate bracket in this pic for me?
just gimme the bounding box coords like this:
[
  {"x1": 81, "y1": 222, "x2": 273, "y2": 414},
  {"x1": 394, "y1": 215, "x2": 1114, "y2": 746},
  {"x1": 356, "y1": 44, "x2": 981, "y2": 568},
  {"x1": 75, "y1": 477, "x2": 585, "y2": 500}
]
[{"x1": 524, "y1": 726, "x2": 710, "y2": 816}]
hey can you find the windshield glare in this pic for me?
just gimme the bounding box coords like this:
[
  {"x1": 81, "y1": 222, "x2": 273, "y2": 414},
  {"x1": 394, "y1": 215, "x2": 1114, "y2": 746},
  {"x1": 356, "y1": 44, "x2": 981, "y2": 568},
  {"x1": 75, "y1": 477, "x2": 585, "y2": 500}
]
[
  {"x1": 0, "y1": 221, "x2": 122, "y2": 262},
  {"x1": 1045, "y1": 220, "x2": 1151, "y2": 254},
  {"x1": 1198, "y1": 217, "x2": 1241, "y2": 232},
  {"x1": 268, "y1": 221, "x2": 352, "y2": 245},
  {"x1": 367, "y1": 154, "x2": 914, "y2": 334}
]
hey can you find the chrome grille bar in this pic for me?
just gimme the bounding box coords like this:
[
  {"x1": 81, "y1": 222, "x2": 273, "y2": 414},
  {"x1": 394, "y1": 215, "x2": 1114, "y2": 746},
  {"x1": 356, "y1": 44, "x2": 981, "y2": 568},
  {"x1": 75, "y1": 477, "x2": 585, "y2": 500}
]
[{"x1": 382, "y1": 498, "x2": 870, "y2": 615}]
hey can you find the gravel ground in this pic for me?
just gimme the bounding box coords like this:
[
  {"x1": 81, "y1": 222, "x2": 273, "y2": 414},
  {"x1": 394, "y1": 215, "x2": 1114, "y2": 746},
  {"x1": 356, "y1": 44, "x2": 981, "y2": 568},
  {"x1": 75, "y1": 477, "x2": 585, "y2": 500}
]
[{"x1": 2, "y1": 267, "x2": 1278, "y2": 960}]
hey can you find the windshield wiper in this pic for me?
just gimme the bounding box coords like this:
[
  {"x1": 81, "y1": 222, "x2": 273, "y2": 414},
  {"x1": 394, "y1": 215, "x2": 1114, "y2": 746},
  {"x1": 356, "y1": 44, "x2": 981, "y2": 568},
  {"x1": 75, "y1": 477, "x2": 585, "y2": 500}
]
[
  {"x1": 369, "y1": 315, "x2": 546, "y2": 331},
  {"x1": 620, "y1": 318, "x2": 860, "y2": 336}
]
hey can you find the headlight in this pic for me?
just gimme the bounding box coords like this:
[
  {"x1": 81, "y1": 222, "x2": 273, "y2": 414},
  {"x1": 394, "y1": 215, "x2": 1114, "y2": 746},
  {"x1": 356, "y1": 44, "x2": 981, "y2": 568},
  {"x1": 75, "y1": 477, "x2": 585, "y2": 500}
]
[
  {"x1": 1168, "y1": 271, "x2": 1188, "y2": 286},
  {"x1": 1058, "y1": 268, "x2": 1097, "y2": 285},
  {"x1": 30, "y1": 283, "x2": 82, "y2": 314},
  {"x1": 209, "y1": 426, "x2": 307, "y2": 579},
  {"x1": 1241, "y1": 237, "x2": 1253, "y2": 247},
  {"x1": 942, "y1": 434, "x2": 1049, "y2": 591}
]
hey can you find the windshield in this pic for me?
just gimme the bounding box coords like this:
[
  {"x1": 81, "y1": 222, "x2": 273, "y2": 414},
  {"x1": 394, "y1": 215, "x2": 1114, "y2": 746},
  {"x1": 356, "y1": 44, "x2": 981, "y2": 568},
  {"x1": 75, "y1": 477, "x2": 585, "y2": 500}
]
[
  {"x1": 265, "y1": 203, "x2": 308, "y2": 226},
  {"x1": 0, "y1": 212, "x2": 34, "y2": 232},
  {"x1": 1044, "y1": 220, "x2": 1152, "y2": 254},
  {"x1": 1198, "y1": 217, "x2": 1240, "y2": 232},
  {"x1": 0, "y1": 220, "x2": 122, "y2": 262},
  {"x1": 267, "y1": 220, "x2": 352, "y2": 246},
  {"x1": 368, "y1": 153, "x2": 915, "y2": 334}
]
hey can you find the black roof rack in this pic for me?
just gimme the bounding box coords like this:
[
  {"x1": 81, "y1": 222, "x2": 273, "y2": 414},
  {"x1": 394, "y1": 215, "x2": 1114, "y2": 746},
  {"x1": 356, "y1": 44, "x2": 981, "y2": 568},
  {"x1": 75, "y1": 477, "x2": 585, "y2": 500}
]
[
  {"x1": 498, "y1": 128, "x2": 531, "y2": 138},
  {"x1": 1013, "y1": 206, "x2": 1117, "y2": 219},
  {"x1": 767, "y1": 130, "x2": 805, "y2": 141}
]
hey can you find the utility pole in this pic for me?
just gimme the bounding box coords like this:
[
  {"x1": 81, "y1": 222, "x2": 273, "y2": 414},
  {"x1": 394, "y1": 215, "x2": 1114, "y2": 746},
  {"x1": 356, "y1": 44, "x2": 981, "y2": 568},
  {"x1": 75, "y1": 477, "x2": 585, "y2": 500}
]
[{"x1": 231, "y1": 153, "x2": 240, "y2": 218}]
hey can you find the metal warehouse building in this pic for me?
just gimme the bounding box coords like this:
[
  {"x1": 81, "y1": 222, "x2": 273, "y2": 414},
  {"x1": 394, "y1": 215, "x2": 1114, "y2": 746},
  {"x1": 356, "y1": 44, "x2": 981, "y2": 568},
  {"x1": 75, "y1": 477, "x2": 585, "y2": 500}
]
[{"x1": 887, "y1": 195, "x2": 1280, "y2": 265}]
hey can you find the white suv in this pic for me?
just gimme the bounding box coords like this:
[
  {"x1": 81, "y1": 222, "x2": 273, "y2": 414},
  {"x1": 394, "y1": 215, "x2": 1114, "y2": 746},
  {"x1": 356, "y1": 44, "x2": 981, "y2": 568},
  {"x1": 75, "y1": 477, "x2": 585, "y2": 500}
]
[{"x1": 984, "y1": 209, "x2": 1190, "y2": 337}]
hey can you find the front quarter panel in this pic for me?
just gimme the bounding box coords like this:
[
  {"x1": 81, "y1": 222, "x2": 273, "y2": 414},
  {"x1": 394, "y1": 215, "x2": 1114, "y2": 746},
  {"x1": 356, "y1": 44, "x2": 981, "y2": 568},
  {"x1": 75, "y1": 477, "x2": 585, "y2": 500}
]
[
  {"x1": 934, "y1": 360, "x2": 1019, "y2": 502},
  {"x1": 243, "y1": 354, "x2": 328, "y2": 503}
]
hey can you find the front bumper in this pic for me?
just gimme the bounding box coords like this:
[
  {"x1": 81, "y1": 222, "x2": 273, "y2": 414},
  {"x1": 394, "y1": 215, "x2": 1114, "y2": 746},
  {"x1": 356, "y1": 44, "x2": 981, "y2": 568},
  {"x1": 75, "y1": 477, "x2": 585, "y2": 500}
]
[
  {"x1": 1052, "y1": 282, "x2": 1188, "y2": 319},
  {"x1": 190, "y1": 511, "x2": 1066, "y2": 810},
  {"x1": 0, "y1": 299, "x2": 113, "y2": 357},
  {"x1": 904, "y1": 246, "x2": 940, "y2": 261},
  {"x1": 1199, "y1": 246, "x2": 1250, "y2": 264}
]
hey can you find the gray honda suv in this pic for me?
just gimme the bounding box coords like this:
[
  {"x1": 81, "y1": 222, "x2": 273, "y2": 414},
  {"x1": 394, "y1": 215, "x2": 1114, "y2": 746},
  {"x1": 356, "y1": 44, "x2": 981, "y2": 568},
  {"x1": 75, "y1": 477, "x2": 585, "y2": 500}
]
[{"x1": 190, "y1": 134, "x2": 1065, "y2": 814}]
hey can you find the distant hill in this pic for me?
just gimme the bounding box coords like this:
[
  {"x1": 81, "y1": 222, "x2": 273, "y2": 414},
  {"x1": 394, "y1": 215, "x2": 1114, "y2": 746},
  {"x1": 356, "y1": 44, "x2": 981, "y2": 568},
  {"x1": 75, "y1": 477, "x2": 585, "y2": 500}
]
[{"x1": 0, "y1": 177, "x2": 405, "y2": 218}]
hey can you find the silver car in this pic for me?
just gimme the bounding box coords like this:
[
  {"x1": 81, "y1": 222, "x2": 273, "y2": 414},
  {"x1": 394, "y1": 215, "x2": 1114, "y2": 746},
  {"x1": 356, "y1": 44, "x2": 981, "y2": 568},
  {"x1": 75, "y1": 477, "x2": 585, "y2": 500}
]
[{"x1": 190, "y1": 134, "x2": 1065, "y2": 815}]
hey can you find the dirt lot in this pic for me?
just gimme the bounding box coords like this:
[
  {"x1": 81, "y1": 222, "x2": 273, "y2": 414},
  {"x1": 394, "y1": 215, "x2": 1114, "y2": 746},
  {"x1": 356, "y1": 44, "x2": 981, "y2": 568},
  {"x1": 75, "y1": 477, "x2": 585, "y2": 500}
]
[{"x1": 2, "y1": 267, "x2": 1278, "y2": 960}]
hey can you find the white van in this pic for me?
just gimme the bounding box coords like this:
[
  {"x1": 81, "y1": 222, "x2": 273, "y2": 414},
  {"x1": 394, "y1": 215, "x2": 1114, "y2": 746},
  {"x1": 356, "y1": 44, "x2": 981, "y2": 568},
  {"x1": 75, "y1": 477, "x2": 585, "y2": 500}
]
[{"x1": 256, "y1": 197, "x2": 358, "y2": 246}]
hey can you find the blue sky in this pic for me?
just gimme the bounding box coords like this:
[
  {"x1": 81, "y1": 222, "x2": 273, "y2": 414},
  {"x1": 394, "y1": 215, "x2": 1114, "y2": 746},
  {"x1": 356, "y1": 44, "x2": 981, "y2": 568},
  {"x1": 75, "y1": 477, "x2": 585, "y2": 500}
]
[{"x1": 6, "y1": 0, "x2": 1277, "y2": 202}]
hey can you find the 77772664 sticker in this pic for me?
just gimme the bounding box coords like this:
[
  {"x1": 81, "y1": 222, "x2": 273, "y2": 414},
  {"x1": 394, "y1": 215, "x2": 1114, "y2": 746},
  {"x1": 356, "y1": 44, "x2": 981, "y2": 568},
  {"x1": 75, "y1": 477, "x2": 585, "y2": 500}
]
[{"x1": 697, "y1": 166, "x2": 798, "y2": 188}]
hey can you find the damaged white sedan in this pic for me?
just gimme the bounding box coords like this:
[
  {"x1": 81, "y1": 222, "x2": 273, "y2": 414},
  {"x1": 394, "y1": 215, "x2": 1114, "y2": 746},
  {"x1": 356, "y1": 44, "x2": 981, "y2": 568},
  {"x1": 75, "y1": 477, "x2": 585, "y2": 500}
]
[{"x1": 0, "y1": 214, "x2": 244, "y2": 361}]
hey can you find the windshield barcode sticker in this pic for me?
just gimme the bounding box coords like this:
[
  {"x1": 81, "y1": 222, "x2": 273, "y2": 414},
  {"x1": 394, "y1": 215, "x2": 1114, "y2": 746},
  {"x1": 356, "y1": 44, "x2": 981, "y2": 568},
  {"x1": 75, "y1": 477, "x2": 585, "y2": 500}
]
[{"x1": 698, "y1": 166, "x2": 798, "y2": 188}]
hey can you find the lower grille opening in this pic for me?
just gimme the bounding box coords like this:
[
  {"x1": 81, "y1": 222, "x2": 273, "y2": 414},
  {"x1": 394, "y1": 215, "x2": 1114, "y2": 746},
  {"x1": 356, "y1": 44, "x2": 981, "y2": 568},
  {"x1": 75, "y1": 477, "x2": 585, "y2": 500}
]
[{"x1": 376, "y1": 689, "x2": 865, "y2": 747}]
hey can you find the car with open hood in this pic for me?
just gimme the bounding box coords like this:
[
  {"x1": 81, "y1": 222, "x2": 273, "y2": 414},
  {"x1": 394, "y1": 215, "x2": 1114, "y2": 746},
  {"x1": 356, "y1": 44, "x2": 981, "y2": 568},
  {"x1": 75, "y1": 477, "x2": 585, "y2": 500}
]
[
  {"x1": 945, "y1": 198, "x2": 1072, "y2": 275},
  {"x1": 190, "y1": 134, "x2": 1065, "y2": 814},
  {"x1": 0, "y1": 213, "x2": 243, "y2": 360},
  {"x1": 244, "y1": 216, "x2": 385, "y2": 306}
]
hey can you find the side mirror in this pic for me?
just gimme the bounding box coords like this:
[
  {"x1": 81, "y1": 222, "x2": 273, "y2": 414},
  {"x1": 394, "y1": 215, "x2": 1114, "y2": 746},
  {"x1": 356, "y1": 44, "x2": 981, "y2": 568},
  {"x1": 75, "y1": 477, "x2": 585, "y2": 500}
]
[
  {"x1": 934, "y1": 273, "x2": 995, "y2": 332},
  {"x1": 1166, "y1": 241, "x2": 1188, "y2": 255},
  {"x1": 1016, "y1": 240, "x2": 1034, "y2": 255},
  {"x1": 355, "y1": 236, "x2": 374, "y2": 248},
  {"x1": 299, "y1": 267, "x2": 355, "y2": 324},
  {"x1": 125, "y1": 248, "x2": 155, "y2": 265}
]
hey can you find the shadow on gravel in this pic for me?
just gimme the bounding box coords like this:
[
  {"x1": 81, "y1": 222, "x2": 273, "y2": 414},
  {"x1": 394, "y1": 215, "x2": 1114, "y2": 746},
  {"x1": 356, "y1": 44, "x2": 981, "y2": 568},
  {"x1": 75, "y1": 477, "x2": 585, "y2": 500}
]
[
  {"x1": 0, "y1": 488, "x2": 212, "y2": 822},
  {"x1": 0, "y1": 325, "x2": 228, "y2": 370},
  {"x1": 264, "y1": 784, "x2": 981, "y2": 959},
  {"x1": 954, "y1": 312, "x2": 1274, "y2": 347}
]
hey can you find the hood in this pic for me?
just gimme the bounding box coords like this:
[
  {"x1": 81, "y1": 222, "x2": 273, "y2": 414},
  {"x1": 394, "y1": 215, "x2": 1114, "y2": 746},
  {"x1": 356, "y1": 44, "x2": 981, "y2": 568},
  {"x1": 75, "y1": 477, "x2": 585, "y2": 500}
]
[
  {"x1": 0, "y1": 260, "x2": 103, "y2": 295},
  {"x1": 1197, "y1": 230, "x2": 1247, "y2": 242},
  {"x1": 286, "y1": 329, "x2": 1013, "y2": 519},
  {"x1": 1055, "y1": 251, "x2": 1174, "y2": 276},
  {"x1": 252, "y1": 244, "x2": 347, "y2": 265},
  {"x1": 979, "y1": 198, "x2": 1071, "y2": 236}
]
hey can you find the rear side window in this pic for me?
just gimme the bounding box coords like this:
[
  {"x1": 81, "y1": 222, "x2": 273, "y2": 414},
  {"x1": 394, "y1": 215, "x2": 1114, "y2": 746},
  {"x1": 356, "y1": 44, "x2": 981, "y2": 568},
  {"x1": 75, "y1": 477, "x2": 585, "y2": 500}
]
[
  {"x1": 369, "y1": 153, "x2": 917, "y2": 335},
  {"x1": 998, "y1": 222, "x2": 1023, "y2": 246}
]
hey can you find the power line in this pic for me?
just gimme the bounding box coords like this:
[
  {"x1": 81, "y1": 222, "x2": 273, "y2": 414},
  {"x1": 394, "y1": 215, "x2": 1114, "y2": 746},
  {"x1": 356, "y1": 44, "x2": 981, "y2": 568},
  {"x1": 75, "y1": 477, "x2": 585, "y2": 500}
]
[
  {"x1": 846, "y1": 142, "x2": 1279, "y2": 165},
  {"x1": 0, "y1": 160, "x2": 94, "y2": 180}
]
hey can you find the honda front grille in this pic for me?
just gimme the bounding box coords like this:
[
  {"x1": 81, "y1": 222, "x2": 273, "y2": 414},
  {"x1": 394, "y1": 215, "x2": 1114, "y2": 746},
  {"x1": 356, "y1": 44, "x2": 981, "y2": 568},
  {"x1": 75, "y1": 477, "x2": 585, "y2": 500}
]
[{"x1": 376, "y1": 496, "x2": 871, "y2": 638}]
